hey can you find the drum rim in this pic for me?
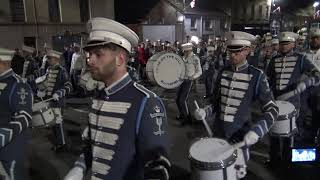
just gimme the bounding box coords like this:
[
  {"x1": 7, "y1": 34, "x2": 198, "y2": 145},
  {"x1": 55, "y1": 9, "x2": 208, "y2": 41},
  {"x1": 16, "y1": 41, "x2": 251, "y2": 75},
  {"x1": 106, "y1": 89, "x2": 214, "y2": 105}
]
[
  {"x1": 277, "y1": 110, "x2": 296, "y2": 121},
  {"x1": 188, "y1": 137, "x2": 238, "y2": 170},
  {"x1": 31, "y1": 108, "x2": 56, "y2": 128},
  {"x1": 189, "y1": 151, "x2": 237, "y2": 170}
]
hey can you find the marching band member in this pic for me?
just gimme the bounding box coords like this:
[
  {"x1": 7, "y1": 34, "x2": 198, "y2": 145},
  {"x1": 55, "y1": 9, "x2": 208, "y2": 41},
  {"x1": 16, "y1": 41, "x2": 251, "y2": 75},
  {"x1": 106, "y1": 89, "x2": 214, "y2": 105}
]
[
  {"x1": 257, "y1": 40, "x2": 273, "y2": 73},
  {"x1": 267, "y1": 31, "x2": 320, "y2": 166},
  {"x1": 271, "y1": 38, "x2": 280, "y2": 58},
  {"x1": 37, "y1": 50, "x2": 72, "y2": 152},
  {"x1": 21, "y1": 45, "x2": 39, "y2": 92},
  {"x1": 64, "y1": 17, "x2": 170, "y2": 180},
  {"x1": 299, "y1": 28, "x2": 320, "y2": 143},
  {"x1": 203, "y1": 46, "x2": 225, "y2": 98},
  {"x1": 175, "y1": 43, "x2": 202, "y2": 126},
  {"x1": 194, "y1": 31, "x2": 278, "y2": 162},
  {"x1": 0, "y1": 48, "x2": 33, "y2": 179},
  {"x1": 70, "y1": 43, "x2": 86, "y2": 96}
]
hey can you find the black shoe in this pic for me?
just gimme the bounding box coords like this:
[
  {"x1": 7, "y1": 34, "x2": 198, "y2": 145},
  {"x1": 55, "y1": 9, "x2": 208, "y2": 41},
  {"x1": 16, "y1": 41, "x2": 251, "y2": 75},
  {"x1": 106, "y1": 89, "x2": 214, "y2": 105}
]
[
  {"x1": 51, "y1": 144, "x2": 70, "y2": 153},
  {"x1": 264, "y1": 160, "x2": 278, "y2": 169},
  {"x1": 176, "y1": 115, "x2": 183, "y2": 120}
]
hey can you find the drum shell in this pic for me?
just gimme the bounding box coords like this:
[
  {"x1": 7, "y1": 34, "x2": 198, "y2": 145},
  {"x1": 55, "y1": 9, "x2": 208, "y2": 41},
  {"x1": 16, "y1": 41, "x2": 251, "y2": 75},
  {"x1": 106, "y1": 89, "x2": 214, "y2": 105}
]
[
  {"x1": 32, "y1": 101, "x2": 56, "y2": 127},
  {"x1": 189, "y1": 138, "x2": 238, "y2": 180},
  {"x1": 146, "y1": 52, "x2": 165, "y2": 85},
  {"x1": 270, "y1": 101, "x2": 297, "y2": 137}
]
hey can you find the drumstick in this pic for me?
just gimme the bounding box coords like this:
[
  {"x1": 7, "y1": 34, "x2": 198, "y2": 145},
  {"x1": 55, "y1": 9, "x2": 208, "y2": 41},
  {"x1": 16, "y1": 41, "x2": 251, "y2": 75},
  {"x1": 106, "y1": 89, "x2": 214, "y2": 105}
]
[
  {"x1": 233, "y1": 141, "x2": 246, "y2": 149},
  {"x1": 41, "y1": 97, "x2": 54, "y2": 103},
  {"x1": 194, "y1": 100, "x2": 213, "y2": 137},
  {"x1": 276, "y1": 90, "x2": 297, "y2": 100}
]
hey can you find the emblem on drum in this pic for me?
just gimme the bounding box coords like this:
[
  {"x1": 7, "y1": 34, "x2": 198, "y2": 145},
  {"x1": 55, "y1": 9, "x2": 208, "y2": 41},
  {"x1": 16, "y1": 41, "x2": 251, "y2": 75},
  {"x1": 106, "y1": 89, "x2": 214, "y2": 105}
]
[{"x1": 17, "y1": 88, "x2": 28, "y2": 105}]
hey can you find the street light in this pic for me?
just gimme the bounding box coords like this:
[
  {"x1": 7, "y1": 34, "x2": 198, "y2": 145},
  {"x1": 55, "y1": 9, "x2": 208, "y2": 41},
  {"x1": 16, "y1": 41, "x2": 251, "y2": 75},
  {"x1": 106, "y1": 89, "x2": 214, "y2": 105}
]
[{"x1": 314, "y1": 2, "x2": 319, "y2": 19}]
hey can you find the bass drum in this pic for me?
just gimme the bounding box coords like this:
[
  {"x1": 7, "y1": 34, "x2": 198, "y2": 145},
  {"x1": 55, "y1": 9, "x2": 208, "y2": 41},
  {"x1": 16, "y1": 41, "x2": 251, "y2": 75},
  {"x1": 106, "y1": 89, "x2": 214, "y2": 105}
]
[{"x1": 146, "y1": 52, "x2": 185, "y2": 89}]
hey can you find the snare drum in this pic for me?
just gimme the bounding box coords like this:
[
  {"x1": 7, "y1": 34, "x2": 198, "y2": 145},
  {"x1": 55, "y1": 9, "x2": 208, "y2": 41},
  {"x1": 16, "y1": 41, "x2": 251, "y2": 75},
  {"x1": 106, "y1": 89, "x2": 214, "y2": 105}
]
[
  {"x1": 270, "y1": 100, "x2": 297, "y2": 137},
  {"x1": 32, "y1": 101, "x2": 56, "y2": 127},
  {"x1": 189, "y1": 138, "x2": 238, "y2": 180},
  {"x1": 146, "y1": 52, "x2": 185, "y2": 89}
]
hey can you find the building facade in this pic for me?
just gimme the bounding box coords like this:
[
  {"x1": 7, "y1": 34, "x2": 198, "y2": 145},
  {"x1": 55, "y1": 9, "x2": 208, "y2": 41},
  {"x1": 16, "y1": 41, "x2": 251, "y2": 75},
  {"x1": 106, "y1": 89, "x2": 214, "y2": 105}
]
[
  {"x1": 141, "y1": 0, "x2": 231, "y2": 43},
  {"x1": 0, "y1": 0, "x2": 114, "y2": 50},
  {"x1": 231, "y1": 0, "x2": 271, "y2": 35}
]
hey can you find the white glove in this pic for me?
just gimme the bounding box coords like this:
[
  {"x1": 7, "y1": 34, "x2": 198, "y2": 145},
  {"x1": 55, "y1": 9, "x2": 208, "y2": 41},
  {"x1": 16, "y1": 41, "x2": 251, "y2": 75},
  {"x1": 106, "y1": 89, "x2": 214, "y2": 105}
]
[
  {"x1": 63, "y1": 167, "x2": 84, "y2": 180},
  {"x1": 97, "y1": 81, "x2": 105, "y2": 90},
  {"x1": 296, "y1": 82, "x2": 306, "y2": 94},
  {"x1": 244, "y1": 131, "x2": 259, "y2": 146},
  {"x1": 194, "y1": 108, "x2": 206, "y2": 120},
  {"x1": 52, "y1": 93, "x2": 60, "y2": 101},
  {"x1": 37, "y1": 91, "x2": 46, "y2": 98}
]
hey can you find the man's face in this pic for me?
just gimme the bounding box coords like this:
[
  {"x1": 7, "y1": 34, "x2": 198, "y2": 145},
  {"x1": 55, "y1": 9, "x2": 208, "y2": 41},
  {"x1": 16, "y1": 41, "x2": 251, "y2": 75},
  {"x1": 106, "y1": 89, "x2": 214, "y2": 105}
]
[
  {"x1": 47, "y1": 57, "x2": 59, "y2": 66},
  {"x1": 310, "y1": 36, "x2": 320, "y2": 50},
  {"x1": 229, "y1": 48, "x2": 249, "y2": 65},
  {"x1": 279, "y1": 42, "x2": 294, "y2": 54},
  {"x1": 264, "y1": 46, "x2": 273, "y2": 57},
  {"x1": 87, "y1": 47, "x2": 117, "y2": 81},
  {"x1": 0, "y1": 61, "x2": 11, "y2": 74},
  {"x1": 272, "y1": 44, "x2": 279, "y2": 51}
]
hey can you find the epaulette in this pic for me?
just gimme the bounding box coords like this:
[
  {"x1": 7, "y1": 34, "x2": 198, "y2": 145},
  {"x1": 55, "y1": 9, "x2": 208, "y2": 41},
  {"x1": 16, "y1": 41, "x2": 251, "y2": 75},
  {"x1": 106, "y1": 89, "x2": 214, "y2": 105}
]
[{"x1": 133, "y1": 82, "x2": 157, "y2": 98}]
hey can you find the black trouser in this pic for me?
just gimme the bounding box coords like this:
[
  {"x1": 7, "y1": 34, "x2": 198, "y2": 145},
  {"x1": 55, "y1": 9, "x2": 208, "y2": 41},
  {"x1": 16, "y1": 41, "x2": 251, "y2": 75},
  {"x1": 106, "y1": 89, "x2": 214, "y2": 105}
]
[
  {"x1": 204, "y1": 73, "x2": 213, "y2": 97},
  {"x1": 71, "y1": 70, "x2": 85, "y2": 96},
  {"x1": 176, "y1": 80, "x2": 193, "y2": 121},
  {"x1": 269, "y1": 135, "x2": 294, "y2": 166},
  {"x1": 0, "y1": 159, "x2": 25, "y2": 180}
]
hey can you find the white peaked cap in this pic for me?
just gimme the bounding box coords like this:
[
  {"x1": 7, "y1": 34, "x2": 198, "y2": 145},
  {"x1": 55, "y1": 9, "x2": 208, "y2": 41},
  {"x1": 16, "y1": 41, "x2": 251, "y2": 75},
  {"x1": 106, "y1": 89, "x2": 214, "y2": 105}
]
[
  {"x1": 181, "y1": 43, "x2": 193, "y2": 51},
  {"x1": 207, "y1": 46, "x2": 215, "y2": 51},
  {"x1": 225, "y1": 31, "x2": 256, "y2": 48},
  {"x1": 22, "y1": 45, "x2": 36, "y2": 53},
  {"x1": 272, "y1": 38, "x2": 279, "y2": 44},
  {"x1": 0, "y1": 48, "x2": 15, "y2": 61},
  {"x1": 47, "y1": 50, "x2": 62, "y2": 59},
  {"x1": 310, "y1": 28, "x2": 320, "y2": 38},
  {"x1": 279, "y1": 31, "x2": 298, "y2": 42},
  {"x1": 84, "y1": 17, "x2": 139, "y2": 53}
]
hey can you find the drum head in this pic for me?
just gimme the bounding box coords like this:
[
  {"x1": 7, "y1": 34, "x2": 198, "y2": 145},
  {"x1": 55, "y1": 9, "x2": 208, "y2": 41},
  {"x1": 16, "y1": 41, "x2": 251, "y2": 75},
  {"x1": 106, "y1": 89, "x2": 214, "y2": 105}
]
[
  {"x1": 276, "y1": 100, "x2": 295, "y2": 116},
  {"x1": 147, "y1": 52, "x2": 185, "y2": 89},
  {"x1": 189, "y1": 138, "x2": 235, "y2": 163}
]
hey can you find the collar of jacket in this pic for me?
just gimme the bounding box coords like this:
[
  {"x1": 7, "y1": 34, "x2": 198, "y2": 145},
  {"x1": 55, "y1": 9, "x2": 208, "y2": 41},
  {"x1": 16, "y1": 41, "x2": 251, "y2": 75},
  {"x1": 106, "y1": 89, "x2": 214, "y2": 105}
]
[
  {"x1": 279, "y1": 50, "x2": 295, "y2": 57},
  {"x1": 0, "y1": 68, "x2": 14, "y2": 80},
  {"x1": 104, "y1": 73, "x2": 132, "y2": 96},
  {"x1": 231, "y1": 60, "x2": 249, "y2": 72}
]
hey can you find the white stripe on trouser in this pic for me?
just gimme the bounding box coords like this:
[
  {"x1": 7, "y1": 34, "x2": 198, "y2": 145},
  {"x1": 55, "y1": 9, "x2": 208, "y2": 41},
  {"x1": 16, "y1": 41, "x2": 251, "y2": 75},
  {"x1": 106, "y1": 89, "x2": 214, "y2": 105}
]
[
  {"x1": 0, "y1": 161, "x2": 9, "y2": 180},
  {"x1": 183, "y1": 81, "x2": 193, "y2": 116},
  {"x1": 53, "y1": 108, "x2": 66, "y2": 145},
  {"x1": 10, "y1": 160, "x2": 15, "y2": 180}
]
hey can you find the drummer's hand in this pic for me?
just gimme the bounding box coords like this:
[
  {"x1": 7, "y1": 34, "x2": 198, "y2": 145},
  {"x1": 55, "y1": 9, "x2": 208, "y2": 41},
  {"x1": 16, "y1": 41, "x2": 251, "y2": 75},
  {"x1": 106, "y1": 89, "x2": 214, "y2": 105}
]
[
  {"x1": 194, "y1": 108, "x2": 206, "y2": 120},
  {"x1": 52, "y1": 93, "x2": 60, "y2": 101},
  {"x1": 296, "y1": 82, "x2": 306, "y2": 94},
  {"x1": 244, "y1": 131, "x2": 259, "y2": 146},
  {"x1": 37, "y1": 91, "x2": 46, "y2": 98},
  {"x1": 63, "y1": 167, "x2": 84, "y2": 180}
]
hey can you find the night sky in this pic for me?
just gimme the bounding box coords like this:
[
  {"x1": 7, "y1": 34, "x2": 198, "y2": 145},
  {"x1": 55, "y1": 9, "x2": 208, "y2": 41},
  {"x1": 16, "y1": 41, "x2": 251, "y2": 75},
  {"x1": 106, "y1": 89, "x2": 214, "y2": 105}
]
[{"x1": 115, "y1": 0, "x2": 317, "y2": 24}]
